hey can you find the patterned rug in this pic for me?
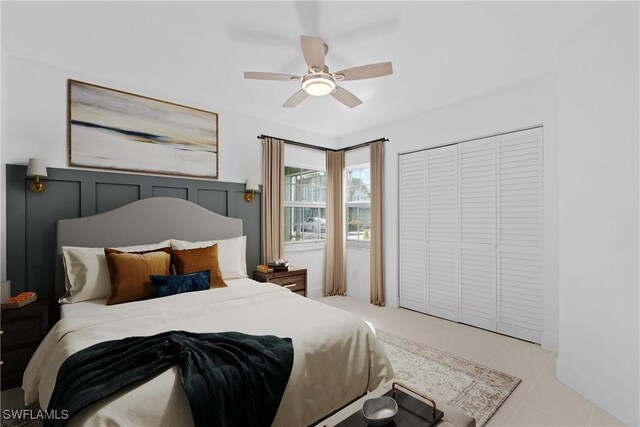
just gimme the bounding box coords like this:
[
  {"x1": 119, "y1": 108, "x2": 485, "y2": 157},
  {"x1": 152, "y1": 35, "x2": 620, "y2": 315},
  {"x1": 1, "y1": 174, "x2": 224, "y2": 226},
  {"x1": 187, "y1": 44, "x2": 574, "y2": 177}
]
[{"x1": 377, "y1": 330, "x2": 521, "y2": 427}]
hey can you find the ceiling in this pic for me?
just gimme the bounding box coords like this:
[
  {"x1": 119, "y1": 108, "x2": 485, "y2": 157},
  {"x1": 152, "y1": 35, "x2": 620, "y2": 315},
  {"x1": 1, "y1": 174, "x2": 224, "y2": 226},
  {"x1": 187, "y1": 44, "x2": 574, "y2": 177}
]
[{"x1": 2, "y1": 1, "x2": 606, "y2": 138}]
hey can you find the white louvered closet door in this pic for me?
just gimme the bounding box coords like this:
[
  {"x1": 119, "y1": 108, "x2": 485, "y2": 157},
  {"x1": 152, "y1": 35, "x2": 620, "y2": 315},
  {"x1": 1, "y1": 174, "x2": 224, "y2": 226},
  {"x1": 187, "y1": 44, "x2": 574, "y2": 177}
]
[
  {"x1": 426, "y1": 145, "x2": 459, "y2": 322},
  {"x1": 398, "y1": 127, "x2": 542, "y2": 343},
  {"x1": 497, "y1": 128, "x2": 543, "y2": 343},
  {"x1": 399, "y1": 151, "x2": 427, "y2": 312},
  {"x1": 458, "y1": 137, "x2": 497, "y2": 331}
]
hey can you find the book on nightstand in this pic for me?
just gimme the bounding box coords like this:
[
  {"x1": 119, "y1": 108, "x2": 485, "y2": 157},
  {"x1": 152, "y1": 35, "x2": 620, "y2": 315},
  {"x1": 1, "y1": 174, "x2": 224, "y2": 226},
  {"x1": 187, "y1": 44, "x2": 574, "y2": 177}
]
[{"x1": 267, "y1": 260, "x2": 290, "y2": 272}]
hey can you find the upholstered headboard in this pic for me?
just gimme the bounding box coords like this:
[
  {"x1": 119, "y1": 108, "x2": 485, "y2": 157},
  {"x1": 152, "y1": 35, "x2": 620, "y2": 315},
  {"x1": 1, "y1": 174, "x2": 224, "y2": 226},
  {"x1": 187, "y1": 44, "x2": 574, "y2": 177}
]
[{"x1": 55, "y1": 197, "x2": 243, "y2": 299}]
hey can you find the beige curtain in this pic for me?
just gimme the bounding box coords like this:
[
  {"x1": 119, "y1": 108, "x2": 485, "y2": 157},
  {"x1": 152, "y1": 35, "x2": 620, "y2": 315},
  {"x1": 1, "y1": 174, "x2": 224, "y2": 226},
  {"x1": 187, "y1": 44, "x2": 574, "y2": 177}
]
[
  {"x1": 324, "y1": 150, "x2": 346, "y2": 296},
  {"x1": 370, "y1": 141, "x2": 385, "y2": 306},
  {"x1": 261, "y1": 137, "x2": 285, "y2": 264}
]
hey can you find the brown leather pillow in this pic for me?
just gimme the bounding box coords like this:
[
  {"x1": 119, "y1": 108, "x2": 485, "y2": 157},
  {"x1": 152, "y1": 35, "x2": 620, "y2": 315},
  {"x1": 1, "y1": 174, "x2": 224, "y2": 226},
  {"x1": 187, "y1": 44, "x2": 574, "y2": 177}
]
[
  {"x1": 170, "y1": 244, "x2": 227, "y2": 289},
  {"x1": 104, "y1": 249, "x2": 171, "y2": 305}
]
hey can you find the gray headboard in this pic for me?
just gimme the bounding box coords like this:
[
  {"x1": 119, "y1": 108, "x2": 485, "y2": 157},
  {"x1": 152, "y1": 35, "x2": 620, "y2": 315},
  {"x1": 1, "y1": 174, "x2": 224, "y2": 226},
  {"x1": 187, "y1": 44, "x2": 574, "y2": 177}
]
[
  {"x1": 55, "y1": 197, "x2": 243, "y2": 299},
  {"x1": 57, "y1": 197, "x2": 242, "y2": 249},
  {"x1": 6, "y1": 164, "x2": 262, "y2": 327}
]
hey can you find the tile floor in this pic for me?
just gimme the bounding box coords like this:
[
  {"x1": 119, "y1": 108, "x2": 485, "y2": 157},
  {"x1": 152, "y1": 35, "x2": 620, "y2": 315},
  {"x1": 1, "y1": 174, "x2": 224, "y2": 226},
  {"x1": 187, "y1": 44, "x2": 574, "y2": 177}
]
[
  {"x1": 0, "y1": 296, "x2": 628, "y2": 427},
  {"x1": 318, "y1": 295, "x2": 626, "y2": 427}
]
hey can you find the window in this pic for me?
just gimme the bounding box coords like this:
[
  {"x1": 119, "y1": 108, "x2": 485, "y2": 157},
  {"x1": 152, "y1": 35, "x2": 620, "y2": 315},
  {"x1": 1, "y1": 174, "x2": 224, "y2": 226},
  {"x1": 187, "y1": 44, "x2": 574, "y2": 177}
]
[
  {"x1": 284, "y1": 167, "x2": 326, "y2": 242},
  {"x1": 346, "y1": 166, "x2": 371, "y2": 241}
]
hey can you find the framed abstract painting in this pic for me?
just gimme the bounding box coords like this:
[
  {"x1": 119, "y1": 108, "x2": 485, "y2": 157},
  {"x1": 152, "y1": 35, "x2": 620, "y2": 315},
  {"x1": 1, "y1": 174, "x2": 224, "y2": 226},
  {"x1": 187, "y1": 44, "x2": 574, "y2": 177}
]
[{"x1": 68, "y1": 79, "x2": 219, "y2": 179}]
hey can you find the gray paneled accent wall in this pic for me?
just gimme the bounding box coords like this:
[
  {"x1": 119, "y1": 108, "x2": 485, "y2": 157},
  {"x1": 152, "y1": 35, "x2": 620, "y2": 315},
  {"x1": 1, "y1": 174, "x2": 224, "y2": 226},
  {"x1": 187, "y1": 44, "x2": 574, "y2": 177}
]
[{"x1": 6, "y1": 164, "x2": 261, "y2": 326}]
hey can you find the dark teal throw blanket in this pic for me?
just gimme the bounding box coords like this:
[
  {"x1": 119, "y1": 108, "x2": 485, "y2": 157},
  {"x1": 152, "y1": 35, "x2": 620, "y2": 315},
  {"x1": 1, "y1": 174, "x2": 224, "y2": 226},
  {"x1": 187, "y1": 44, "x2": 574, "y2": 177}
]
[{"x1": 45, "y1": 331, "x2": 294, "y2": 427}]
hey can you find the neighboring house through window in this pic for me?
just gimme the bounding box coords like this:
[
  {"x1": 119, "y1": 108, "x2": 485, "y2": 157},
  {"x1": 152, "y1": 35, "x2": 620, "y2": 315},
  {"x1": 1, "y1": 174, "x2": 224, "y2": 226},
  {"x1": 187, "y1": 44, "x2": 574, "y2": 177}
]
[
  {"x1": 346, "y1": 166, "x2": 371, "y2": 241},
  {"x1": 284, "y1": 166, "x2": 326, "y2": 242}
]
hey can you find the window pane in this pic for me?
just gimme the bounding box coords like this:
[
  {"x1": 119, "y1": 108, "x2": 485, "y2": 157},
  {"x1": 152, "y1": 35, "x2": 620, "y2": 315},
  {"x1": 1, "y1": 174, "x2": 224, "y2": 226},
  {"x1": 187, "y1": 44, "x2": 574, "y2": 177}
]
[
  {"x1": 285, "y1": 184, "x2": 292, "y2": 202},
  {"x1": 359, "y1": 207, "x2": 370, "y2": 225},
  {"x1": 318, "y1": 172, "x2": 326, "y2": 187},
  {"x1": 360, "y1": 207, "x2": 371, "y2": 241},
  {"x1": 361, "y1": 169, "x2": 370, "y2": 186},
  {"x1": 292, "y1": 224, "x2": 303, "y2": 242},
  {"x1": 346, "y1": 206, "x2": 371, "y2": 241},
  {"x1": 302, "y1": 207, "x2": 325, "y2": 239},
  {"x1": 284, "y1": 167, "x2": 326, "y2": 243},
  {"x1": 347, "y1": 167, "x2": 371, "y2": 202},
  {"x1": 347, "y1": 207, "x2": 359, "y2": 239},
  {"x1": 285, "y1": 207, "x2": 293, "y2": 242}
]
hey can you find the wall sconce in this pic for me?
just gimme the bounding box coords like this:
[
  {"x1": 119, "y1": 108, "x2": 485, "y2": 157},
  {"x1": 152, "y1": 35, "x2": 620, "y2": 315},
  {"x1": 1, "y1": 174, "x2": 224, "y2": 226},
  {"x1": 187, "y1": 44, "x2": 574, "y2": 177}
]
[
  {"x1": 244, "y1": 177, "x2": 259, "y2": 203},
  {"x1": 27, "y1": 158, "x2": 48, "y2": 193}
]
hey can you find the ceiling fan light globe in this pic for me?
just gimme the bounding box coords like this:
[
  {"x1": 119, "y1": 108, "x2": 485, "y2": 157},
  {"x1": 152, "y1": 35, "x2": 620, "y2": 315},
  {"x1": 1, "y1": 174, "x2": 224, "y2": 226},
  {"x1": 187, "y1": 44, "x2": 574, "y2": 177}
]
[{"x1": 301, "y1": 74, "x2": 336, "y2": 96}]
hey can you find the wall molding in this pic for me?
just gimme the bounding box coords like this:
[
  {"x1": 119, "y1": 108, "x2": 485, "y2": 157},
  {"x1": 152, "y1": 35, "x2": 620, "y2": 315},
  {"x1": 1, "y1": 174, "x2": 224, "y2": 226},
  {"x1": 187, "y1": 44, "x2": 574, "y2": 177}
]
[{"x1": 6, "y1": 164, "x2": 261, "y2": 325}]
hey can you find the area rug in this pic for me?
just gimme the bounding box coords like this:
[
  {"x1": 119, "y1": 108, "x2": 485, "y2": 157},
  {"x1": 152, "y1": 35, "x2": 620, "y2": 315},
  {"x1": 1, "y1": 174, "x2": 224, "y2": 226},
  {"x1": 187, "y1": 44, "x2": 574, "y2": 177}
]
[{"x1": 377, "y1": 330, "x2": 521, "y2": 427}]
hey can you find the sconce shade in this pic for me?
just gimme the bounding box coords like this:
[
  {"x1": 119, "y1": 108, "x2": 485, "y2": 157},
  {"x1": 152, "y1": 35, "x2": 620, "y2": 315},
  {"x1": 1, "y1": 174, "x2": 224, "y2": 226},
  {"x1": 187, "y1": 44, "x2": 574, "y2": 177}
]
[
  {"x1": 27, "y1": 158, "x2": 48, "y2": 177},
  {"x1": 246, "y1": 177, "x2": 259, "y2": 191}
]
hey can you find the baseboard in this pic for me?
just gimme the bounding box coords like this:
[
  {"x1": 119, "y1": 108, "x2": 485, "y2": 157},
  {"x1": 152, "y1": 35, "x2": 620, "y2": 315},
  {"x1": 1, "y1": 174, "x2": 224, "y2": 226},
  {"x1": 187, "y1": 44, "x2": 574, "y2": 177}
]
[
  {"x1": 556, "y1": 357, "x2": 638, "y2": 426},
  {"x1": 387, "y1": 297, "x2": 399, "y2": 308},
  {"x1": 307, "y1": 286, "x2": 323, "y2": 300},
  {"x1": 540, "y1": 332, "x2": 558, "y2": 352}
]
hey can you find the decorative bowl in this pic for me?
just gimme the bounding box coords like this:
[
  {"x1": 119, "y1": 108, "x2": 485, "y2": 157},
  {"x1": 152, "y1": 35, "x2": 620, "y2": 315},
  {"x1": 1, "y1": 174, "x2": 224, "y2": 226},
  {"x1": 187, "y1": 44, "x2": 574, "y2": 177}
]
[{"x1": 362, "y1": 396, "x2": 398, "y2": 426}]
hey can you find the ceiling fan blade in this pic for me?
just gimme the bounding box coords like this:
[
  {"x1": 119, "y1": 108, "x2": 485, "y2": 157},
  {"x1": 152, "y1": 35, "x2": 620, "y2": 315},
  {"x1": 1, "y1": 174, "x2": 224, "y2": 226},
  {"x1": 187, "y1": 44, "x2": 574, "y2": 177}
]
[
  {"x1": 331, "y1": 86, "x2": 362, "y2": 109},
  {"x1": 283, "y1": 90, "x2": 309, "y2": 108},
  {"x1": 334, "y1": 62, "x2": 393, "y2": 81},
  {"x1": 244, "y1": 72, "x2": 300, "y2": 81},
  {"x1": 300, "y1": 36, "x2": 326, "y2": 72}
]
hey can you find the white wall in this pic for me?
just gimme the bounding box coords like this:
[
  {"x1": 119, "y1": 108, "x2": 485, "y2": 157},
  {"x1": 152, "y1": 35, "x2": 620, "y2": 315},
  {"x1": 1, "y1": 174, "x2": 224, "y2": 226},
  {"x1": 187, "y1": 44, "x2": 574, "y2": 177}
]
[
  {"x1": 556, "y1": 3, "x2": 639, "y2": 425},
  {"x1": 345, "y1": 247, "x2": 370, "y2": 301},
  {"x1": 338, "y1": 72, "x2": 560, "y2": 351},
  {"x1": 0, "y1": 54, "x2": 336, "y2": 280}
]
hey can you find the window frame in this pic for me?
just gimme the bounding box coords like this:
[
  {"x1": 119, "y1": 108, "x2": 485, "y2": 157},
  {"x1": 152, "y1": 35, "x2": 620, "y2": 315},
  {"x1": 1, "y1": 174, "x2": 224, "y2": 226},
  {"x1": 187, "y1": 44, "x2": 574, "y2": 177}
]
[
  {"x1": 283, "y1": 165, "x2": 327, "y2": 247},
  {"x1": 345, "y1": 164, "x2": 371, "y2": 246}
]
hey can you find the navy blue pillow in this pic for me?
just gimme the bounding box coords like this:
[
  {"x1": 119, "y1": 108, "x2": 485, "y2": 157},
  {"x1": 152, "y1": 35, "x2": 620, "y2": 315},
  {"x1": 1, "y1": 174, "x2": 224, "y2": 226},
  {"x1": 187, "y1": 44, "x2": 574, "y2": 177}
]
[{"x1": 150, "y1": 270, "x2": 210, "y2": 297}]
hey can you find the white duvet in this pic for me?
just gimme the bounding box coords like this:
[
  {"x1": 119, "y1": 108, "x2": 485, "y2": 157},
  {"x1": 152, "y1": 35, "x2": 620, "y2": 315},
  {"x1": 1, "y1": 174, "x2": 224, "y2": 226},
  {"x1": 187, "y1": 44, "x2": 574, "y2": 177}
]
[{"x1": 23, "y1": 279, "x2": 394, "y2": 426}]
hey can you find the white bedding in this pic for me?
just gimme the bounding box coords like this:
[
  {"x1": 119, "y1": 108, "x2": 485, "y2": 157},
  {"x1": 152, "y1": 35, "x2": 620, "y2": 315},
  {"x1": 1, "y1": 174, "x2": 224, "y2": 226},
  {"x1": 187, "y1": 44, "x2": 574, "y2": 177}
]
[
  {"x1": 24, "y1": 279, "x2": 394, "y2": 426},
  {"x1": 59, "y1": 297, "x2": 109, "y2": 318}
]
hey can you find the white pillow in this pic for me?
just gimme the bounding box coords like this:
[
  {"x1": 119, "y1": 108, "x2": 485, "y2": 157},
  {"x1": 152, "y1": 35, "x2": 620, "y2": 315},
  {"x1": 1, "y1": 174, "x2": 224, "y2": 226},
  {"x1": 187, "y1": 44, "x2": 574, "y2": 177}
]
[
  {"x1": 59, "y1": 240, "x2": 171, "y2": 304},
  {"x1": 170, "y1": 236, "x2": 248, "y2": 280}
]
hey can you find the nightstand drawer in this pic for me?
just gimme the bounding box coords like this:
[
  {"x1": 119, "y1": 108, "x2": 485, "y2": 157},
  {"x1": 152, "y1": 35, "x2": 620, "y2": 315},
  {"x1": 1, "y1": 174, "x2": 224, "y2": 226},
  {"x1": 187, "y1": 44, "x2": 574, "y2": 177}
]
[
  {"x1": 1, "y1": 343, "x2": 39, "y2": 373},
  {"x1": 252, "y1": 267, "x2": 307, "y2": 297},
  {"x1": 1, "y1": 370, "x2": 23, "y2": 391},
  {"x1": 268, "y1": 274, "x2": 306, "y2": 293},
  {"x1": 1, "y1": 300, "x2": 49, "y2": 390},
  {"x1": 2, "y1": 316, "x2": 44, "y2": 346}
]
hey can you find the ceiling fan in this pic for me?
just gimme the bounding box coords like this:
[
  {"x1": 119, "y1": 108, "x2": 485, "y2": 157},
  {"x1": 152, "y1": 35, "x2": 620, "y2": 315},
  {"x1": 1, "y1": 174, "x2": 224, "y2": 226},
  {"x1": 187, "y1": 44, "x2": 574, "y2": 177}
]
[{"x1": 244, "y1": 36, "x2": 393, "y2": 109}]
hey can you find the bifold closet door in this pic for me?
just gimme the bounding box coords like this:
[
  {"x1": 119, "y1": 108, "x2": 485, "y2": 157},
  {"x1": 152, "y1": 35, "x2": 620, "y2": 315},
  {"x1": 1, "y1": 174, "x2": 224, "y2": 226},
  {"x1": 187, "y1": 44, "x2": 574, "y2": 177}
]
[
  {"x1": 458, "y1": 137, "x2": 497, "y2": 331},
  {"x1": 497, "y1": 128, "x2": 542, "y2": 343},
  {"x1": 399, "y1": 151, "x2": 427, "y2": 312},
  {"x1": 425, "y1": 145, "x2": 459, "y2": 322},
  {"x1": 398, "y1": 127, "x2": 542, "y2": 344}
]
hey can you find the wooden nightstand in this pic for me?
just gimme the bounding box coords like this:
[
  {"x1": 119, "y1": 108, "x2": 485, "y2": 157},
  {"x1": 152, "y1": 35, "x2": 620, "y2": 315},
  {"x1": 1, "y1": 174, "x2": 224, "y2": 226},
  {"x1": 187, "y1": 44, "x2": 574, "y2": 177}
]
[
  {"x1": 253, "y1": 267, "x2": 307, "y2": 297},
  {"x1": 1, "y1": 300, "x2": 49, "y2": 390}
]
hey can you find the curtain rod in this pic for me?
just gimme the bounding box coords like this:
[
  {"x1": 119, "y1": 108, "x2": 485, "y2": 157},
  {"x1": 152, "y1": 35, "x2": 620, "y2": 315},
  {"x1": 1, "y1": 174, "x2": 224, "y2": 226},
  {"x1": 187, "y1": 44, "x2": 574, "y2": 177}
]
[{"x1": 257, "y1": 134, "x2": 388, "y2": 153}]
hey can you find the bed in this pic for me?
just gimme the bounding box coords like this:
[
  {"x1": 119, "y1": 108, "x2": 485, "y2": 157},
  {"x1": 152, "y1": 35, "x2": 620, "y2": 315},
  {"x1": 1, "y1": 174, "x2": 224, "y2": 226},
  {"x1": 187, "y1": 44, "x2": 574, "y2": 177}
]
[{"x1": 22, "y1": 197, "x2": 394, "y2": 426}]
